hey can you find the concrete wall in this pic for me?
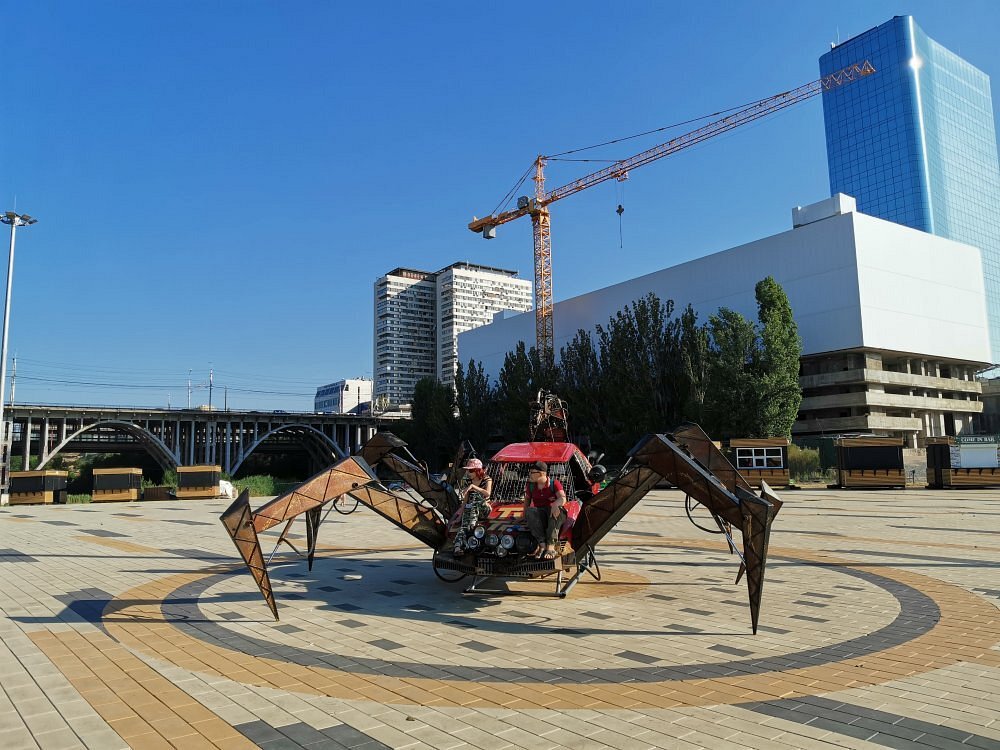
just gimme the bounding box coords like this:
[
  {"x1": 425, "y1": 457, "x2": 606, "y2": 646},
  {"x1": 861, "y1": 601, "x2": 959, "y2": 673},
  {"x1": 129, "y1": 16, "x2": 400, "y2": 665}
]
[
  {"x1": 853, "y1": 214, "x2": 990, "y2": 362},
  {"x1": 458, "y1": 206, "x2": 990, "y2": 379}
]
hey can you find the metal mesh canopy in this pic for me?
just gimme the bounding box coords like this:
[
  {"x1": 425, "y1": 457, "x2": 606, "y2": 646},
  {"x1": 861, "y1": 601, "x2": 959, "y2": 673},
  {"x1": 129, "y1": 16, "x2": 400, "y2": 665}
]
[{"x1": 485, "y1": 460, "x2": 576, "y2": 505}]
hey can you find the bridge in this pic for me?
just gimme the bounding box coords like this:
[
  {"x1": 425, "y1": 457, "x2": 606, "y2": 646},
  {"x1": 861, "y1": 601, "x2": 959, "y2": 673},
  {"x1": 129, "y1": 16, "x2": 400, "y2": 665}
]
[{"x1": 7, "y1": 404, "x2": 383, "y2": 476}]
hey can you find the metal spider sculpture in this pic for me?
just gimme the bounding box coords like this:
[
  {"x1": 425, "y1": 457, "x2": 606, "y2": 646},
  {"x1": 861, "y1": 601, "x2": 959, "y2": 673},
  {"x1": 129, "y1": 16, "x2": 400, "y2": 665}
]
[{"x1": 221, "y1": 393, "x2": 782, "y2": 633}]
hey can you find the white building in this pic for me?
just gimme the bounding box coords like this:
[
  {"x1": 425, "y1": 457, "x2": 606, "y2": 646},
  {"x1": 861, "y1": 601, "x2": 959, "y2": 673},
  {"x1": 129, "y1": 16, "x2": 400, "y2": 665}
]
[
  {"x1": 436, "y1": 263, "x2": 532, "y2": 388},
  {"x1": 374, "y1": 268, "x2": 438, "y2": 407},
  {"x1": 374, "y1": 263, "x2": 531, "y2": 406},
  {"x1": 458, "y1": 195, "x2": 992, "y2": 446},
  {"x1": 314, "y1": 378, "x2": 372, "y2": 414}
]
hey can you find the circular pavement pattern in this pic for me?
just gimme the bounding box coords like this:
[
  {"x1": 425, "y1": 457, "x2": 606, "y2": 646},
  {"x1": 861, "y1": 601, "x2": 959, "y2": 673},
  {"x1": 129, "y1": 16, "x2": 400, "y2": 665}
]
[{"x1": 98, "y1": 537, "x2": 1000, "y2": 710}]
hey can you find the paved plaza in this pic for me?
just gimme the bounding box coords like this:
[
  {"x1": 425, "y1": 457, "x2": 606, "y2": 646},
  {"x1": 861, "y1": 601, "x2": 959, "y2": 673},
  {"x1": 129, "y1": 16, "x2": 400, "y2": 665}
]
[{"x1": 0, "y1": 487, "x2": 997, "y2": 750}]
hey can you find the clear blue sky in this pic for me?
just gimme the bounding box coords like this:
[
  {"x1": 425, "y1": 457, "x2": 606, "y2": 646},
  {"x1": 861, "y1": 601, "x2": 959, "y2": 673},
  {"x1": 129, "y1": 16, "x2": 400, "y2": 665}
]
[{"x1": 2, "y1": 1, "x2": 998, "y2": 410}]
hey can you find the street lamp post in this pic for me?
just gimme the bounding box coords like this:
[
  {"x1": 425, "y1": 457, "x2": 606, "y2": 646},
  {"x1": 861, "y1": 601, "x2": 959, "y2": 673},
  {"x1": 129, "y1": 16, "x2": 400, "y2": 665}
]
[{"x1": 0, "y1": 212, "x2": 37, "y2": 505}]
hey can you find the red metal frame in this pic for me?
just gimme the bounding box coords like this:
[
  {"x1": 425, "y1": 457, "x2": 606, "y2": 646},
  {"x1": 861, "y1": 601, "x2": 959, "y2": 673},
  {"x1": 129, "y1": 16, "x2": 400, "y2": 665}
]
[{"x1": 491, "y1": 442, "x2": 577, "y2": 464}]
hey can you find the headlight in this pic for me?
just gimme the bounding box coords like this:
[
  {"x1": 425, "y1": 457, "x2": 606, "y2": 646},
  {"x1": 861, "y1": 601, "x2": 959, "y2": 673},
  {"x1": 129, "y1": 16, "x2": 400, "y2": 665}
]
[
  {"x1": 467, "y1": 536, "x2": 480, "y2": 549},
  {"x1": 473, "y1": 526, "x2": 486, "y2": 539},
  {"x1": 486, "y1": 533, "x2": 499, "y2": 547},
  {"x1": 500, "y1": 534, "x2": 515, "y2": 550}
]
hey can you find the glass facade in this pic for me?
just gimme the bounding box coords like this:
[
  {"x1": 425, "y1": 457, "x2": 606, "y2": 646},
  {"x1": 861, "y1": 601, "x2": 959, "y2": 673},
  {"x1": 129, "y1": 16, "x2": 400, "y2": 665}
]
[{"x1": 821, "y1": 16, "x2": 1000, "y2": 361}]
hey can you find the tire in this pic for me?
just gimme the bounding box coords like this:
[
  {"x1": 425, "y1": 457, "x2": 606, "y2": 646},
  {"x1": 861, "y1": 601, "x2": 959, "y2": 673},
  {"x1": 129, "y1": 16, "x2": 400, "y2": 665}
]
[{"x1": 432, "y1": 549, "x2": 467, "y2": 582}]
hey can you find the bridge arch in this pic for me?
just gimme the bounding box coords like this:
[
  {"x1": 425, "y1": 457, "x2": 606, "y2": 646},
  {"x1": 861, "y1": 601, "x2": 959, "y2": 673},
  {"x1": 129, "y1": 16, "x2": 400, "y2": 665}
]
[
  {"x1": 35, "y1": 420, "x2": 178, "y2": 473},
  {"x1": 229, "y1": 423, "x2": 347, "y2": 477}
]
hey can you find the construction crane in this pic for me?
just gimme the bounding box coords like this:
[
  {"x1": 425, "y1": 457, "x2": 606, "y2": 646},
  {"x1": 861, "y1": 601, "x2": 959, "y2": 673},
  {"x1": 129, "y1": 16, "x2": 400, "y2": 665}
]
[{"x1": 469, "y1": 60, "x2": 876, "y2": 366}]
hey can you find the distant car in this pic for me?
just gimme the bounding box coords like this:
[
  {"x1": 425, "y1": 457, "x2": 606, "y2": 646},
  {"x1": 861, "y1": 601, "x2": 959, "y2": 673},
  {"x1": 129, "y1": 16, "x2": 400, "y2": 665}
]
[{"x1": 272, "y1": 410, "x2": 288, "y2": 414}]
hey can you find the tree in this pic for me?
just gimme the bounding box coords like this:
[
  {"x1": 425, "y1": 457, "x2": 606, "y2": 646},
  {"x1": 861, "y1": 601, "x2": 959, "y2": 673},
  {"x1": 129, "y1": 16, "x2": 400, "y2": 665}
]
[
  {"x1": 590, "y1": 293, "x2": 690, "y2": 454},
  {"x1": 679, "y1": 304, "x2": 711, "y2": 425},
  {"x1": 557, "y1": 329, "x2": 605, "y2": 447},
  {"x1": 494, "y1": 341, "x2": 557, "y2": 443},
  {"x1": 495, "y1": 342, "x2": 534, "y2": 442},
  {"x1": 704, "y1": 307, "x2": 759, "y2": 439},
  {"x1": 408, "y1": 377, "x2": 458, "y2": 471},
  {"x1": 753, "y1": 276, "x2": 802, "y2": 437},
  {"x1": 454, "y1": 359, "x2": 495, "y2": 452},
  {"x1": 703, "y1": 278, "x2": 802, "y2": 439}
]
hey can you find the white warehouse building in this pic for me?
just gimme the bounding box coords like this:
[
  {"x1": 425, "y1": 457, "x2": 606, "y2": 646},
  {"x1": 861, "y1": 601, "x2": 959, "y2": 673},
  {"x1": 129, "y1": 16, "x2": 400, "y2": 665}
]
[
  {"x1": 314, "y1": 378, "x2": 373, "y2": 414},
  {"x1": 458, "y1": 195, "x2": 992, "y2": 446}
]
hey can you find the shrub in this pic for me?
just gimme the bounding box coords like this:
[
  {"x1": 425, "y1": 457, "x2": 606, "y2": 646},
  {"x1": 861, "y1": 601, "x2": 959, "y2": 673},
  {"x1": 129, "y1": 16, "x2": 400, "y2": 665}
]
[
  {"x1": 788, "y1": 444, "x2": 821, "y2": 482},
  {"x1": 66, "y1": 494, "x2": 92, "y2": 504},
  {"x1": 233, "y1": 475, "x2": 297, "y2": 497},
  {"x1": 160, "y1": 469, "x2": 178, "y2": 489}
]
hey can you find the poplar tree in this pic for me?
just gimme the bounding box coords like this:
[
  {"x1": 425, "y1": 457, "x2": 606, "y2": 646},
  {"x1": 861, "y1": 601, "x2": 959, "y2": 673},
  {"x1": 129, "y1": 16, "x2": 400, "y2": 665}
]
[
  {"x1": 495, "y1": 342, "x2": 532, "y2": 441},
  {"x1": 704, "y1": 307, "x2": 759, "y2": 439},
  {"x1": 408, "y1": 377, "x2": 458, "y2": 470},
  {"x1": 558, "y1": 329, "x2": 605, "y2": 445},
  {"x1": 454, "y1": 359, "x2": 495, "y2": 452},
  {"x1": 679, "y1": 304, "x2": 710, "y2": 425},
  {"x1": 753, "y1": 276, "x2": 802, "y2": 437}
]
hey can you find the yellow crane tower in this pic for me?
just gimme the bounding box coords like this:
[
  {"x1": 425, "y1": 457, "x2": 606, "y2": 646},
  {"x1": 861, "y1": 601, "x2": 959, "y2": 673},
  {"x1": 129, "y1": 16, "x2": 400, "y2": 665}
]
[{"x1": 469, "y1": 60, "x2": 875, "y2": 367}]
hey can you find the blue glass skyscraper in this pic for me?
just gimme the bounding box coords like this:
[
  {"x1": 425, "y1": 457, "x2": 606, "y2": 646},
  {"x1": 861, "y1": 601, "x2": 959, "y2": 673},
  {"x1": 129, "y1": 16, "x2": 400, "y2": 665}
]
[{"x1": 820, "y1": 16, "x2": 1000, "y2": 361}]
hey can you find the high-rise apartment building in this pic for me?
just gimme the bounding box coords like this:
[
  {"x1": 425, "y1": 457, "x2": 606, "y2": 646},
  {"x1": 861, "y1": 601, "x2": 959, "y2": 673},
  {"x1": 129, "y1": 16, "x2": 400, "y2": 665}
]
[
  {"x1": 435, "y1": 263, "x2": 532, "y2": 387},
  {"x1": 373, "y1": 268, "x2": 438, "y2": 407},
  {"x1": 374, "y1": 263, "x2": 531, "y2": 405},
  {"x1": 820, "y1": 16, "x2": 1000, "y2": 359}
]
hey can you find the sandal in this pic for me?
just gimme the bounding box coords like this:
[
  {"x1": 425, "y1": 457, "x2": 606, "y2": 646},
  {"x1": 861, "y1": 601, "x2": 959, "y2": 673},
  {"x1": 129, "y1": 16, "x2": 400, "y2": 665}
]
[{"x1": 542, "y1": 548, "x2": 557, "y2": 560}]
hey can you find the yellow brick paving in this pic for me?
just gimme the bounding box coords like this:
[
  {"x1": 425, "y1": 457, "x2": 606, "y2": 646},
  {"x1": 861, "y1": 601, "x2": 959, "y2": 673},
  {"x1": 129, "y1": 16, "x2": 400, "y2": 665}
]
[{"x1": 0, "y1": 488, "x2": 995, "y2": 749}]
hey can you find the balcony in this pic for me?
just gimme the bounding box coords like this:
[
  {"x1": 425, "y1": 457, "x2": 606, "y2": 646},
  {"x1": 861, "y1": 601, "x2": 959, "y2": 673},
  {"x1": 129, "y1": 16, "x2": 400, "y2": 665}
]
[
  {"x1": 799, "y1": 391, "x2": 982, "y2": 414},
  {"x1": 799, "y1": 368, "x2": 981, "y2": 394},
  {"x1": 793, "y1": 414, "x2": 923, "y2": 434}
]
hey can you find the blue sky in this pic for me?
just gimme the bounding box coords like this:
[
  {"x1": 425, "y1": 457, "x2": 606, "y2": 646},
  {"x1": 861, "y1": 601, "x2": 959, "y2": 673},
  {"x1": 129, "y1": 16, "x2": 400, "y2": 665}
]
[{"x1": 2, "y1": 1, "x2": 998, "y2": 410}]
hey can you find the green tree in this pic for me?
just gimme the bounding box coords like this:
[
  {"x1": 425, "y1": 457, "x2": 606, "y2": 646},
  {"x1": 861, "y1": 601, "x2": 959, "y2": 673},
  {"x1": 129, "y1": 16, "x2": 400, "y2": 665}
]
[
  {"x1": 495, "y1": 342, "x2": 533, "y2": 441},
  {"x1": 753, "y1": 276, "x2": 802, "y2": 437},
  {"x1": 454, "y1": 359, "x2": 495, "y2": 452},
  {"x1": 703, "y1": 278, "x2": 802, "y2": 439},
  {"x1": 704, "y1": 307, "x2": 759, "y2": 439},
  {"x1": 592, "y1": 293, "x2": 689, "y2": 454},
  {"x1": 557, "y1": 329, "x2": 605, "y2": 446},
  {"x1": 679, "y1": 304, "x2": 711, "y2": 425},
  {"x1": 494, "y1": 341, "x2": 557, "y2": 442},
  {"x1": 408, "y1": 377, "x2": 459, "y2": 471}
]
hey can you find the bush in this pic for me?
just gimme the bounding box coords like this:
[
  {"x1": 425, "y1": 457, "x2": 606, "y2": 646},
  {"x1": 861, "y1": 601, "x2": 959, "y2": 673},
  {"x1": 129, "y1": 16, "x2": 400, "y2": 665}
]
[
  {"x1": 66, "y1": 494, "x2": 92, "y2": 504},
  {"x1": 159, "y1": 469, "x2": 178, "y2": 489},
  {"x1": 788, "y1": 444, "x2": 821, "y2": 482},
  {"x1": 233, "y1": 475, "x2": 298, "y2": 497}
]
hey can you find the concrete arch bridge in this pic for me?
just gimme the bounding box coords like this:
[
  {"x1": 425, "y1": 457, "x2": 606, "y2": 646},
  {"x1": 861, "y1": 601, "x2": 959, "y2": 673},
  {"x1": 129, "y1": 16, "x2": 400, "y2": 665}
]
[{"x1": 9, "y1": 405, "x2": 380, "y2": 475}]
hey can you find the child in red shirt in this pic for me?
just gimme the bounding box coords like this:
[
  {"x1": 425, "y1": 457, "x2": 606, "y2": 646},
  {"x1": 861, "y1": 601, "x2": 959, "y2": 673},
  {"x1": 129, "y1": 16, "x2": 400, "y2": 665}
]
[{"x1": 521, "y1": 460, "x2": 567, "y2": 559}]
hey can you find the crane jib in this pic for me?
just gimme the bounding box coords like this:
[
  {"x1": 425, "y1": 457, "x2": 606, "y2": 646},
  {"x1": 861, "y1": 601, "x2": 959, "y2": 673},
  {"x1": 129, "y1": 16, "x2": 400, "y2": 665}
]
[{"x1": 468, "y1": 59, "x2": 876, "y2": 363}]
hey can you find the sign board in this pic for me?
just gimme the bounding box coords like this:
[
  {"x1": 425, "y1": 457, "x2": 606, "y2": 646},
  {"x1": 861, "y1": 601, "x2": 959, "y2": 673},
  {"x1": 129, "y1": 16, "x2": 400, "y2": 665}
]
[{"x1": 955, "y1": 435, "x2": 1000, "y2": 445}]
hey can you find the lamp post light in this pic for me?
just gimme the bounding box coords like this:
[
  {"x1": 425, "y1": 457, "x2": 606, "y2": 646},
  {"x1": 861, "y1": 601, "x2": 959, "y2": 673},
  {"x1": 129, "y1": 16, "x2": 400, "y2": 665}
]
[{"x1": 0, "y1": 212, "x2": 37, "y2": 505}]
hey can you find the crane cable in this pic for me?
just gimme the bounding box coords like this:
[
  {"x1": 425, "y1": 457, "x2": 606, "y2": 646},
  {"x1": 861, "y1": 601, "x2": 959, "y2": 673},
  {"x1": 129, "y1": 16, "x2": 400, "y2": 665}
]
[
  {"x1": 490, "y1": 161, "x2": 536, "y2": 216},
  {"x1": 486, "y1": 93, "x2": 777, "y2": 212},
  {"x1": 544, "y1": 90, "x2": 783, "y2": 160},
  {"x1": 485, "y1": 89, "x2": 790, "y2": 215},
  {"x1": 616, "y1": 179, "x2": 625, "y2": 248}
]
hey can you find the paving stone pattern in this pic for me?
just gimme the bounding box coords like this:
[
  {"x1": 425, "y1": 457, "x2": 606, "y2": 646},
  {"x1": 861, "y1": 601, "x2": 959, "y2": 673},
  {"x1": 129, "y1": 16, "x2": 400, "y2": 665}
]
[{"x1": 0, "y1": 488, "x2": 997, "y2": 749}]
